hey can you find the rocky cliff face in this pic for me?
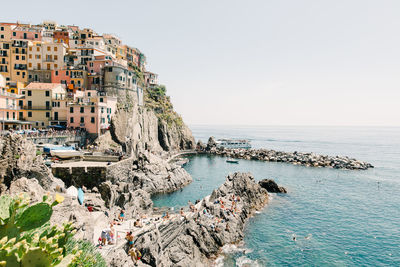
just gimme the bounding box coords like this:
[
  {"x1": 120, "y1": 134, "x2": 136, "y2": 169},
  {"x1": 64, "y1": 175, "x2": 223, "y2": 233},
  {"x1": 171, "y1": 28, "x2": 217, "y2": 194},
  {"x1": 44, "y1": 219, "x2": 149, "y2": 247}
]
[
  {"x1": 106, "y1": 85, "x2": 195, "y2": 157},
  {"x1": 0, "y1": 134, "x2": 61, "y2": 193}
]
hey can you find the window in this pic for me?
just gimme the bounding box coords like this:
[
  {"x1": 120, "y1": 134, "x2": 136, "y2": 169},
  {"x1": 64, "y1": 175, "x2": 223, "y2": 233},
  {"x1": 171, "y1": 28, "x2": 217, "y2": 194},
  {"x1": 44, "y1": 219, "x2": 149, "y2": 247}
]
[
  {"x1": 55, "y1": 71, "x2": 58, "y2": 76},
  {"x1": 90, "y1": 107, "x2": 95, "y2": 113},
  {"x1": 22, "y1": 56, "x2": 25, "y2": 60},
  {"x1": 91, "y1": 117, "x2": 95, "y2": 123},
  {"x1": 36, "y1": 47, "x2": 40, "y2": 52},
  {"x1": 13, "y1": 32, "x2": 16, "y2": 36},
  {"x1": 42, "y1": 122, "x2": 44, "y2": 126},
  {"x1": 6, "y1": 112, "x2": 9, "y2": 119},
  {"x1": 46, "y1": 101, "x2": 50, "y2": 108},
  {"x1": 100, "y1": 98, "x2": 103, "y2": 103},
  {"x1": 80, "y1": 117, "x2": 84, "y2": 123},
  {"x1": 70, "y1": 117, "x2": 74, "y2": 123},
  {"x1": 87, "y1": 92, "x2": 91, "y2": 97},
  {"x1": 45, "y1": 91, "x2": 50, "y2": 97},
  {"x1": 54, "y1": 64, "x2": 58, "y2": 69},
  {"x1": 54, "y1": 55, "x2": 58, "y2": 60},
  {"x1": 69, "y1": 107, "x2": 74, "y2": 113},
  {"x1": 35, "y1": 34, "x2": 38, "y2": 38},
  {"x1": 80, "y1": 107, "x2": 84, "y2": 113},
  {"x1": 28, "y1": 100, "x2": 32, "y2": 107},
  {"x1": 47, "y1": 46, "x2": 50, "y2": 51},
  {"x1": 29, "y1": 54, "x2": 32, "y2": 59},
  {"x1": 46, "y1": 112, "x2": 50, "y2": 118},
  {"x1": 16, "y1": 55, "x2": 19, "y2": 60},
  {"x1": 27, "y1": 90, "x2": 32, "y2": 96},
  {"x1": 28, "y1": 111, "x2": 32, "y2": 117},
  {"x1": 54, "y1": 46, "x2": 57, "y2": 52},
  {"x1": 19, "y1": 112, "x2": 23, "y2": 119},
  {"x1": 0, "y1": 27, "x2": 3, "y2": 31}
]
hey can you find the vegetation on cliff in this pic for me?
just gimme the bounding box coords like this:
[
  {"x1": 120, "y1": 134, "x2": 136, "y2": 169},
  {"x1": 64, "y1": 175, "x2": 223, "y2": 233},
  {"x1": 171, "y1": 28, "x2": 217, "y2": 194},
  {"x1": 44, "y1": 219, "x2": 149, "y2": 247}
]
[{"x1": 144, "y1": 85, "x2": 184, "y2": 128}]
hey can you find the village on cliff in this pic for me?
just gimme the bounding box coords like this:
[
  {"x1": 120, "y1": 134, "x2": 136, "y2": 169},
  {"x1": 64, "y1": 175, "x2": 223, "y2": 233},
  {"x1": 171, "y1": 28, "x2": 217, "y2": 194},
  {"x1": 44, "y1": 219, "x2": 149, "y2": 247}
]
[{"x1": 0, "y1": 20, "x2": 158, "y2": 138}]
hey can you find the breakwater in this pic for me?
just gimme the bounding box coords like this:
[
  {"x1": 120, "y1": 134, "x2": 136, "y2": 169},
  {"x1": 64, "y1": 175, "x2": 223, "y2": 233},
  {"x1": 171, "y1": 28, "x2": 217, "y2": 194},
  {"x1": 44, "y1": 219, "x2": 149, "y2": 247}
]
[{"x1": 197, "y1": 137, "x2": 374, "y2": 170}]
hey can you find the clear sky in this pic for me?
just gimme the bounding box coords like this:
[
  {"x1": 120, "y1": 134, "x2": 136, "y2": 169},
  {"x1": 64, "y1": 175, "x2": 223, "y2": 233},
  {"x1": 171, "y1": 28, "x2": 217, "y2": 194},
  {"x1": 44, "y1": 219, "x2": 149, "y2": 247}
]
[{"x1": 3, "y1": 0, "x2": 400, "y2": 126}]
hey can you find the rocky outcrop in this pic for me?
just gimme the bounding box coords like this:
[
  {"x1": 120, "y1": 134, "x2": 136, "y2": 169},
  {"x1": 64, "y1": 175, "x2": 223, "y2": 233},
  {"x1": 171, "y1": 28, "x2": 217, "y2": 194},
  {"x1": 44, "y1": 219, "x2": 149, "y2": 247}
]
[
  {"x1": 259, "y1": 179, "x2": 287, "y2": 193},
  {"x1": 198, "y1": 141, "x2": 374, "y2": 170},
  {"x1": 128, "y1": 172, "x2": 268, "y2": 266},
  {"x1": 0, "y1": 134, "x2": 58, "y2": 193},
  {"x1": 107, "y1": 88, "x2": 195, "y2": 157}
]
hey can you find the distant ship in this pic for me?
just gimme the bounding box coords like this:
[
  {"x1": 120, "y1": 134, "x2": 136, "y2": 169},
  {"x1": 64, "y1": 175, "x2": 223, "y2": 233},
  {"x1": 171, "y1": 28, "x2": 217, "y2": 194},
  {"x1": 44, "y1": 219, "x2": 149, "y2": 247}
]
[{"x1": 216, "y1": 139, "x2": 251, "y2": 149}]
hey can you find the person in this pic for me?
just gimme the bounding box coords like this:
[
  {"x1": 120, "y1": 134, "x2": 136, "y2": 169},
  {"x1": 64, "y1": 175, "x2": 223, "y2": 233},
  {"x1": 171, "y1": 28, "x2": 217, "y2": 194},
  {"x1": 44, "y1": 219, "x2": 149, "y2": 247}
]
[
  {"x1": 119, "y1": 210, "x2": 125, "y2": 221},
  {"x1": 109, "y1": 224, "x2": 115, "y2": 245},
  {"x1": 162, "y1": 211, "x2": 170, "y2": 220},
  {"x1": 100, "y1": 229, "x2": 110, "y2": 246},
  {"x1": 134, "y1": 219, "x2": 143, "y2": 228},
  {"x1": 126, "y1": 231, "x2": 134, "y2": 248},
  {"x1": 129, "y1": 247, "x2": 142, "y2": 264}
]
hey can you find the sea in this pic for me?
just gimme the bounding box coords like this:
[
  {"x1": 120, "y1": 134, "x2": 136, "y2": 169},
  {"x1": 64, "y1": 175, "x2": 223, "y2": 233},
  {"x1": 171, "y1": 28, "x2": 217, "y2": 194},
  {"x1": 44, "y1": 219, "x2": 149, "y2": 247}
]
[{"x1": 152, "y1": 126, "x2": 400, "y2": 266}]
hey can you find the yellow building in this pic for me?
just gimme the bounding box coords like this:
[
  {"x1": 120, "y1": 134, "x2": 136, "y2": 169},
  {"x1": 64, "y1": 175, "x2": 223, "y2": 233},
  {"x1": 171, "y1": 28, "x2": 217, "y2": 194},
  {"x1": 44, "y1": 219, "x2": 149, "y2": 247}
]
[
  {"x1": 10, "y1": 40, "x2": 28, "y2": 84},
  {"x1": 0, "y1": 41, "x2": 11, "y2": 83},
  {"x1": 22, "y1": 83, "x2": 66, "y2": 128}
]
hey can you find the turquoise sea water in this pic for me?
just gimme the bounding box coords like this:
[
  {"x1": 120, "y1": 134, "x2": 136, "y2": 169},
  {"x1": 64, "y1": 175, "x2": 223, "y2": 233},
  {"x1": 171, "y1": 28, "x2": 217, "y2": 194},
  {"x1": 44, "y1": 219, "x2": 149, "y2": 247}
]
[{"x1": 152, "y1": 126, "x2": 400, "y2": 266}]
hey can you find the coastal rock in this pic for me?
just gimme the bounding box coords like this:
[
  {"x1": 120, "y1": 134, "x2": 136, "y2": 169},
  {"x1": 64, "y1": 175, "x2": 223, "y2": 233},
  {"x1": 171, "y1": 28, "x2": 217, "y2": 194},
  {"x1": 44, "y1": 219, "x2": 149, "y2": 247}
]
[
  {"x1": 259, "y1": 179, "x2": 287, "y2": 193},
  {"x1": 130, "y1": 172, "x2": 268, "y2": 266},
  {"x1": 206, "y1": 136, "x2": 217, "y2": 151},
  {"x1": 0, "y1": 134, "x2": 56, "y2": 193}
]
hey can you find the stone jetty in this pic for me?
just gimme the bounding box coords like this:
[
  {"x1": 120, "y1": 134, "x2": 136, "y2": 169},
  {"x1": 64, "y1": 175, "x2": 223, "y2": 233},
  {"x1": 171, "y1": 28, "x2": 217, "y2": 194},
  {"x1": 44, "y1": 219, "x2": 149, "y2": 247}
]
[{"x1": 197, "y1": 137, "x2": 374, "y2": 170}]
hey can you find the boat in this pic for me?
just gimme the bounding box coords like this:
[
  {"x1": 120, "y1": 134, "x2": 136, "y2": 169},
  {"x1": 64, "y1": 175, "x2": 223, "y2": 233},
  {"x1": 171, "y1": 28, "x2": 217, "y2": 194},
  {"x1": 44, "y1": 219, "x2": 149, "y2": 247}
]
[
  {"x1": 226, "y1": 158, "x2": 239, "y2": 163},
  {"x1": 50, "y1": 149, "x2": 82, "y2": 159},
  {"x1": 43, "y1": 145, "x2": 75, "y2": 154},
  {"x1": 216, "y1": 139, "x2": 251, "y2": 149}
]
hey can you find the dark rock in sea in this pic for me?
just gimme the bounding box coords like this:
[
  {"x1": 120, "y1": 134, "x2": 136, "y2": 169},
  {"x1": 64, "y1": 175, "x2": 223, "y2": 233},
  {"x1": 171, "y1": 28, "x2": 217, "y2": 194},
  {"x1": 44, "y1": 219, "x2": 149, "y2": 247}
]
[
  {"x1": 206, "y1": 136, "x2": 217, "y2": 151},
  {"x1": 259, "y1": 179, "x2": 287, "y2": 193}
]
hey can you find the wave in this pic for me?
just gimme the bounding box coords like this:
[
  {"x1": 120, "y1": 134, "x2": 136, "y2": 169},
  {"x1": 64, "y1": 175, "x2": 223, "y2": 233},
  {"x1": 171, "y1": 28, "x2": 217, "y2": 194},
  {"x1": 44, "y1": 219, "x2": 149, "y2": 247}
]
[{"x1": 236, "y1": 256, "x2": 263, "y2": 267}]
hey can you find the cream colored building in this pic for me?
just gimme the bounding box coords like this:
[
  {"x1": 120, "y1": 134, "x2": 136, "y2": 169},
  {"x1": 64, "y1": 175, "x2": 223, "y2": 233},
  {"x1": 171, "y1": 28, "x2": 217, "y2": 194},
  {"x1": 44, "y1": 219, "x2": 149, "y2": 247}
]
[
  {"x1": 28, "y1": 41, "x2": 67, "y2": 71},
  {"x1": 22, "y1": 83, "x2": 66, "y2": 128}
]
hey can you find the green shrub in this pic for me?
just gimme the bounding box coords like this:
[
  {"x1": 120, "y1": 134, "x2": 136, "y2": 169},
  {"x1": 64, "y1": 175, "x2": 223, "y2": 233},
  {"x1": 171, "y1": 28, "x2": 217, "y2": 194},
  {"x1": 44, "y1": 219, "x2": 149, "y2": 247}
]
[{"x1": 65, "y1": 239, "x2": 106, "y2": 267}]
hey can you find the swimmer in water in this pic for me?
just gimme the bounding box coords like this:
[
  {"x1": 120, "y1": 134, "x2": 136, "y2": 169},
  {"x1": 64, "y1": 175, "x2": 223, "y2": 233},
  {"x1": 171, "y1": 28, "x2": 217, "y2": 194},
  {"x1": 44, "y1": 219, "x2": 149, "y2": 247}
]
[
  {"x1": 305, "y1": 234, "x2": 312, "y2": 240},
  {"x1": 293, "y1": 236, "x2": 296, "y2": 241}
]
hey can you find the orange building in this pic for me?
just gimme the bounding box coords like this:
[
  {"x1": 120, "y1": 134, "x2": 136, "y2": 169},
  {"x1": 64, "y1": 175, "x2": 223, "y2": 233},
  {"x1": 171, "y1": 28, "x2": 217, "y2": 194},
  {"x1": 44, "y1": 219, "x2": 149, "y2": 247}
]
[{"x1": 53, "y1": 30, "x2": 69, "y2": 45}]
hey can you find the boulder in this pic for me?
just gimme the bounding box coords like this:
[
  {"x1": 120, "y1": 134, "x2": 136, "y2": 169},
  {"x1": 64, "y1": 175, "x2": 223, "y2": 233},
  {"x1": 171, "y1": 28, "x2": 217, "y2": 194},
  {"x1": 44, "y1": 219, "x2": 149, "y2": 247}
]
[{"x1": 259, "y1": 179, "x2": 287, "y2": 193}]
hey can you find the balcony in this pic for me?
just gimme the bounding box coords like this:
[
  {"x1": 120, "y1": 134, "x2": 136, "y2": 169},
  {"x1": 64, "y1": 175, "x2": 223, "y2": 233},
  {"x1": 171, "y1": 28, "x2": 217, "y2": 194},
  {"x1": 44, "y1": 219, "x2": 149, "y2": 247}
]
[
  {"x1": 0, "y1": 105, "x2": 21, "y2": 110},
  {"x1": 23, "y1": 106, "x2": 51, "y2": 110}
]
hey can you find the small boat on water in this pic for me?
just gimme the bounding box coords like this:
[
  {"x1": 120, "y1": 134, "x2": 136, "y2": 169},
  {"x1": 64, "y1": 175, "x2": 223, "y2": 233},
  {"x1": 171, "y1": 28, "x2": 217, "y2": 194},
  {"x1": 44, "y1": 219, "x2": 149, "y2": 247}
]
[
  {"x1": 226, "y1": 158, "x2": 239, "y2": 163},
  {"x1": 216, "y1": 139, "x2": 251, "y2": 149},
  {"x1": 50, "y1": 149, "x2": 82, "y2": 159}
]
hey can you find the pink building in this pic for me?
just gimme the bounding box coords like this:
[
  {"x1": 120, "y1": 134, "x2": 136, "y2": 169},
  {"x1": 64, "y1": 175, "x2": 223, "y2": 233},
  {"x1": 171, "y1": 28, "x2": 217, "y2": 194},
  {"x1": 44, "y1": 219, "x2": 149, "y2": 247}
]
[
  {"x1": 11, "y1": 25, "x2": 42, "y2": 41},
  {"x1": 67, "y1": 90, "x2": 117, "y2": 136}
]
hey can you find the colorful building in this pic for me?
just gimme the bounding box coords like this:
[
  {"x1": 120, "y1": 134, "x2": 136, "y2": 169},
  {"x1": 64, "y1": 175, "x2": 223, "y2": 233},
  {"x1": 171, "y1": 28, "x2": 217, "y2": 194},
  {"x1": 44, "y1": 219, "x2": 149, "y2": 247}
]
[
  {"x1": 0, "y1": 74, "x2": 31, "y2": 130},
  {"x1": 67, "y1": 90, "x2": 116, "y2": 136},
  {"x1": 27, "y1": 41, "x2": 67, "y2": 71},
  {"x1": 11, "y1": 25, "x2": 42, "y2": 41},
  {"x1": 21, "y1": 83, "x2": 66, "y2": 128}
]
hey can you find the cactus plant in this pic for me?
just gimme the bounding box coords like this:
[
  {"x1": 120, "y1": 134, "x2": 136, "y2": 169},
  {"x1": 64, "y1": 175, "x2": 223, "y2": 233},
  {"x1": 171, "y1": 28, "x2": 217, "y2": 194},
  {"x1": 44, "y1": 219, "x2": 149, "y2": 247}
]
[{"x1": 0, "y1": 194, "x2": 89, "y2": 266}]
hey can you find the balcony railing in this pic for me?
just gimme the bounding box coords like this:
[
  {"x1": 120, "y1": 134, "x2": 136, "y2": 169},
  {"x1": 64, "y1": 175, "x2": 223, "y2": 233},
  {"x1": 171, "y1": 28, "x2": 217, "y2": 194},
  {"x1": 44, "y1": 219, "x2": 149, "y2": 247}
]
[
  {"x1": 23, "y1": 106, "x2": 51, "y2": 110},
  {"x1": 0, "y1": 105, "x2": 21, "y2": 110}
]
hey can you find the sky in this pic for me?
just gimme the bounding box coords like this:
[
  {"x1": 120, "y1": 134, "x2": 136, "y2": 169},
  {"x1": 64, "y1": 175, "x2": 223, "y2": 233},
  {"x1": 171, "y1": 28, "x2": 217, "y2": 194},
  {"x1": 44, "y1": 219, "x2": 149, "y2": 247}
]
[{"x1": 3, "y1": 0, "x2": 400, "y2": 126}]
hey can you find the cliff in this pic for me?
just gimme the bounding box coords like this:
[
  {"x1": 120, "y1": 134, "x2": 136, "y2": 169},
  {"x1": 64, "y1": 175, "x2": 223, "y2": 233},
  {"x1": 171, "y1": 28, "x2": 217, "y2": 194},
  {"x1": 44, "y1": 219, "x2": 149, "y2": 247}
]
[
  {"x1": 105, "y1": 81, "x2": 195, "y2": 157},
  {"x1": 0, "y1": 134, "x2": 62, "y2": 193}
]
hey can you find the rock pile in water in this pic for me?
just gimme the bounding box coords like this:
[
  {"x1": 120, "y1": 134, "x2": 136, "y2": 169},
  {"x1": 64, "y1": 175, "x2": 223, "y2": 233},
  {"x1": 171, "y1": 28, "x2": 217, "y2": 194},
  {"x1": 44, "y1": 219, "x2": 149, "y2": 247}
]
[{"x1": 198, "y1": 137, "x2": 374, "y2": 170}]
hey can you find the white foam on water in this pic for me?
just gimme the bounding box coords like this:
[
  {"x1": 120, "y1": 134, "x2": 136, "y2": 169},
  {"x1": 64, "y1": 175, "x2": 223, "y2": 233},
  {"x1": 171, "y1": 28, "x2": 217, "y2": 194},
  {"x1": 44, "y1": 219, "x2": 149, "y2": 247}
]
[
  {"x1": 214, "y1": 255, "x2": 225, "y2": 267},
  {"x1": 236, "y1": 256, "x2": 263, "y2": 267}
]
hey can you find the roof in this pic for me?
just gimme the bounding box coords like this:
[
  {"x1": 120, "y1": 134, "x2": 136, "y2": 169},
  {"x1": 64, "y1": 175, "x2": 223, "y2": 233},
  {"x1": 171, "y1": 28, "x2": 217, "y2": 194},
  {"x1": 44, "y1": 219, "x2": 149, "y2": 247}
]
[{"x1": 25, "y1": 83, "x2": 63, "y2": 90}]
